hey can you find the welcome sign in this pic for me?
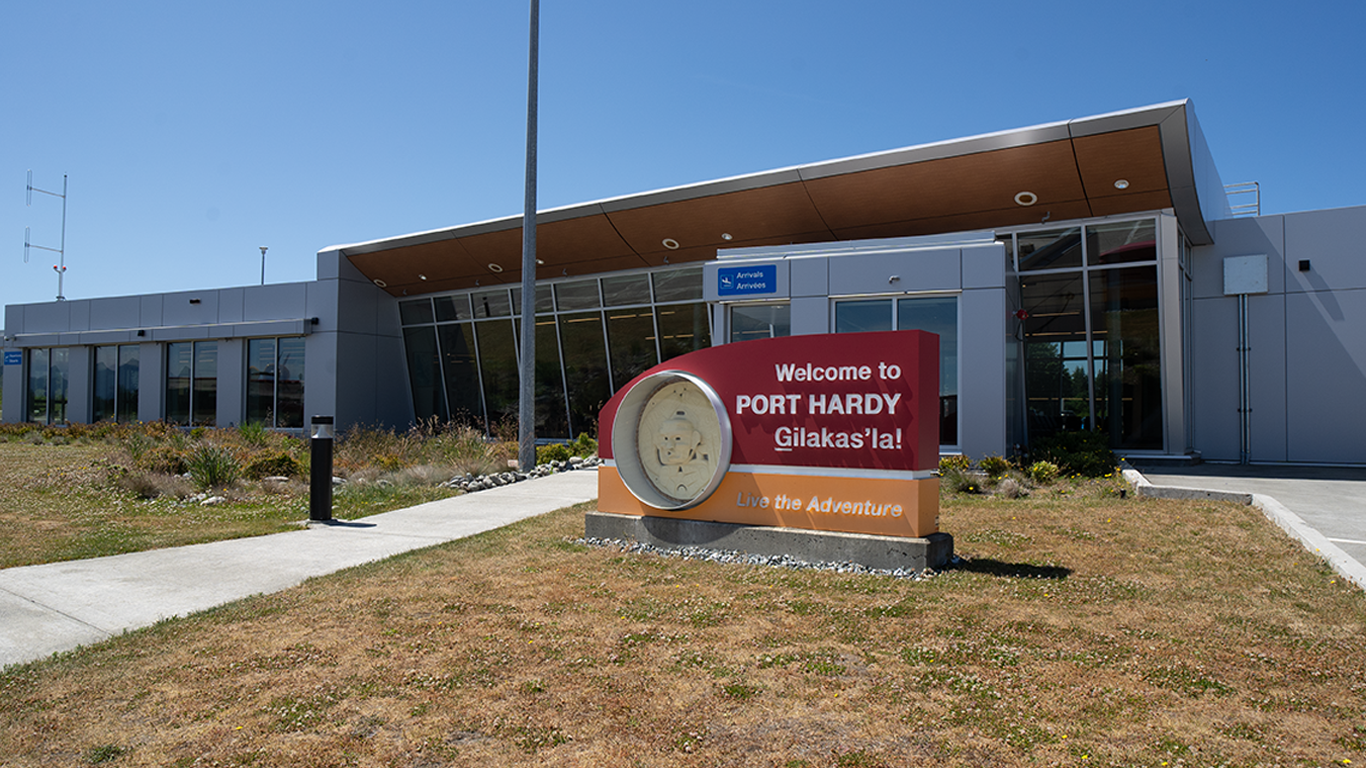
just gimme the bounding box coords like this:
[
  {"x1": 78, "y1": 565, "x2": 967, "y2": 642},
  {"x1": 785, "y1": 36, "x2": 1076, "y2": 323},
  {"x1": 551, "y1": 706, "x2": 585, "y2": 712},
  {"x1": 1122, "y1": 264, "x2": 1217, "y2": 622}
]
[{"x1": 598, "y1": 330, "x2": 940, "y2": 538}]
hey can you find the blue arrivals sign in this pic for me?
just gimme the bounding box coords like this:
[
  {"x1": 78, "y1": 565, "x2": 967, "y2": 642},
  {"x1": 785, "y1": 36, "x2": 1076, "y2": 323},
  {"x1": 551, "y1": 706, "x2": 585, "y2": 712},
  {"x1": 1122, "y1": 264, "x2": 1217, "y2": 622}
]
[
  {"x1": 4, "y1": 351, "x2": 21, "y2": 366},
  {"x1": 717, "y1": 264, "x2": 777, "y2": 297}
]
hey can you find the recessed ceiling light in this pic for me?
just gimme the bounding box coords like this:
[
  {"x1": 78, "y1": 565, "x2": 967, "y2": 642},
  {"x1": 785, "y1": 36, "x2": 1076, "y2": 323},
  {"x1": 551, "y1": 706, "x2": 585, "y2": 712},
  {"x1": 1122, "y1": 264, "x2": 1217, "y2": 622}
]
[
  {"x1": 1114, "y1": 179, "x2": 1130, "y2": 190},
  {"x1": 488, "y1": 263, "x2": 504, "y2": 273},
  {"x1": 418, "y1": 274, "x2": 427, "y2": 281},
  {"x1": 373, "y1": 279, "x2": 388, "y2": 288},
  {"x1": 1014, "y1": 191, "x2": 1038, "y2": 207},
  {"x1": 721, "y1": 233, "x2": 733, "y2": 241},
  {"x1": 536, "y1": 259, "x2": 544, "y2": 265},
  {"x1": 662, "y1": 238, "x2": 680, "y2": 250}
]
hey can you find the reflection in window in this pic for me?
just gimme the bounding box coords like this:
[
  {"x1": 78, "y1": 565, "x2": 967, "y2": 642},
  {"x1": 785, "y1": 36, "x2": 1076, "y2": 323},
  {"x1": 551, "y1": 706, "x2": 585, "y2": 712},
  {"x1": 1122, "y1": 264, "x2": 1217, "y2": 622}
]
[
  {"x1": 1017, "y1": 227, "x2": 1082, "y2": 271},
  {"x1": 247, "y1": 337, "x2": 305, "y2": 428},
  {"x1": 729, "y1": 303, "x2": 789, "y2": 343},
  {"x1": 601, "y1": 274, "x2": 651, "y2": 307},
  {"x1": 399, "y1": 298, "x2": 434, "y2": 326},
  {"x1": 166, "y1": 341, "x2": 217, "y2": 426},
  {"x1": 652, "y1": 267, "x2": 703, "y2": 302},
  {"x1": 514, "y1": 317, "x2": 570, "y2": 439},
  {"x1": 27, "y1": 349, "x2": 50, "y2": 423},
  {"x1": 475, "y1": 320, "x2": 519, "y2": 428},
  {"x1": 554, "y1": 280, "x2": 601, "y2": 311},
  {"x1": 1090, "y1": 267, "x2": 1162, "y2": 450},
  {"x1": 403, "y1": 327, "x2": 446, "y2": 423},
  {"x1": 472, "y1": 290, "x2": 512, "y2": 318},
  {"x1": 834, "y1": 300, "x2": 892, "y2": 333},
  {"x1": 898, "y1": 296, "x2": 959, "y2": 446},
  {"x1": 1021, "y1": 272, "x2": 1088, "y2": 440},
  {"x1": 434, "y1": 295, "x2": 472, "y2": 322},
  {"x1": 657, "y1": 302, "x2": 711, "y2": 361},
  {"x1": 94, "y1": 345, "x2": 140, "y2": 423},
  {"x1": 558, "y1": 311, "x2": 611, "y2": 437},
  {"x1": 606, "y1": 307, "x2": 659, "y2": 389},
  {"x1": 438, "y1": 323, "x2": 483, "y2": 427},
  {"x1": 1087, "y1": 219, "x2": 1157, "y2": 266}
]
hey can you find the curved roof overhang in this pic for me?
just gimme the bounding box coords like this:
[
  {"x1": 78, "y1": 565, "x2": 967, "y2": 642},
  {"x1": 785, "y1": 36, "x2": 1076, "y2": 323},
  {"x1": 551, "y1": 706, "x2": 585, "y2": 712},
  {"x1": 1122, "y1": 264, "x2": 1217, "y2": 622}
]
[{"x1": 331, "y1": 100, "x2": 1226, "y2": 298}]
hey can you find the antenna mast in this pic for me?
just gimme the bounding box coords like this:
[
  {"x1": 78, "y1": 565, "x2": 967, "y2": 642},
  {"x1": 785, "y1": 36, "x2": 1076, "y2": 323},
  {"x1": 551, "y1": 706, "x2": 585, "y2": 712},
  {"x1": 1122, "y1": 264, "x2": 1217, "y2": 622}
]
[{"x1": 24, "y1": 171, "x2": 69, "y2": 301}]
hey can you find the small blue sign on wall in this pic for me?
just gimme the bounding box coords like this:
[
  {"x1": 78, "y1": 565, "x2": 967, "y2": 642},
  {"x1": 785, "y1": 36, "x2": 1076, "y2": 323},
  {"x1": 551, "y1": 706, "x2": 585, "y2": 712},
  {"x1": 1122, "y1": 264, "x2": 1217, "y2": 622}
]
[
  {"x1": 4, "y1": 350, "x2": 22, "y2": 366},
  {"x1": 717, "y1": 264, "x2": 778, "y2": 297}
]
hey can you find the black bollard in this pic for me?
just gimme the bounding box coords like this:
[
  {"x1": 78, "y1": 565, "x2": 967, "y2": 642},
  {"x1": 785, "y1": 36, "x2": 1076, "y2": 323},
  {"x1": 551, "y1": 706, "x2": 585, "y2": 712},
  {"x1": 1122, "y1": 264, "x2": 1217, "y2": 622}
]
[{"x1": 310, "y1": 415, "x2": 334, "y2": 522}]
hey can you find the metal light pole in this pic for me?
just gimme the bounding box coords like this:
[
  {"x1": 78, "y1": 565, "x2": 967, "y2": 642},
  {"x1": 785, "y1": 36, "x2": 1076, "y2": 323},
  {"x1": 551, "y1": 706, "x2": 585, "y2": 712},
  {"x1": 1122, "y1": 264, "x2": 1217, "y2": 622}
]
[
  {"x1": 259, "y1": 246, "x2": 268, "y2": 285},
  {"x1": 517, "y1": 0, "x2": 540, "y2": 473}
]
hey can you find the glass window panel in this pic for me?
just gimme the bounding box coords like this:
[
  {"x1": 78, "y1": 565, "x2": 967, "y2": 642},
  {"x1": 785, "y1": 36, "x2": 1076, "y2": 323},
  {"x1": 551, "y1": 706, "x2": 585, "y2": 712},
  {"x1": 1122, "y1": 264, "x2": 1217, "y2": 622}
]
[
  {"x1": 437, "y1": 323, "x2": 484, "y2": 429},
  {"x1": 474, "y1": 320, "x2": 519, "y2": 430},
  {"x1": 601, "y1": 274, "x2": 651, "y2": 307},
  {"x1": 165, "y1": 342, "x2": 192, "y2": 426},
  {"x1": 246, "y1": 338, "x2": 276, "y2": 425},
  {"x1": 729, "y1": 303, "x2": 789, "y2": 343},
  {"x1": 554, "y1": 280, "x2": 601, "y2": 311},
  {"x1": 651, "y1": 267, "x2": 703, "y2": 302},
  {"x1": 93, "y1": 346, "x2": 117, "y2": 422},
  {"x1": 49, "y1": 348, "x2": 69, "y2": 424},
  {"x1": 898, "y1": 296, "x2": 959, "y2": 446},
  {"x1": 1020, "y1": 272, "x2": 1088, "y2": 440},
  {"x1": 277, "y1": 337, "x2": 306, "y2": 428},
  {"x1": 192, "y1": 342, "x2": 217, "y2": 426},
  {"x1": 509, "y1": 285, "x2": 554, "y2": 315},
  {"x1": 1088, "y1": 219, "x2": 1156, "y2": 266},
  {"x1": 512, "y1": 317, "x2": 571, "y2": 440},
  {"x1": 434, "y1": 294, "x2": 472, "y2": 322},
  {"x1": 472, "y1": 290, "x2": 512, "y2": 318},
  {"x1": 657, "y1": 302, "x2": 712, "y2": 361},
  {"x1": 399, "y1": 298, "x2": 434, "y2": 326},
  {"x1": 835, "y1": 299, "x2": 893, "y2": 334},
  {"x1": 1090, "y1": 266, "x2": 1162, "y2": 450},
  {"x1": 606, "y1": 307, "x2": 659, "y2": 390},
  {"x1": 117, "y1": 345, "x2": 140, "y2": 423},
  {"x1": 404, "y1": 326, "x2": 446, "y2": 422},
  {"x1": 27, "y1": 348, "x2": 49, "y2": 423},
  {"x1": 557, "y1": 311, "x2": 610, "y2": 438},
  {"x1": 1017, "y1": 227, "x2": 1082, "y2": 271}
]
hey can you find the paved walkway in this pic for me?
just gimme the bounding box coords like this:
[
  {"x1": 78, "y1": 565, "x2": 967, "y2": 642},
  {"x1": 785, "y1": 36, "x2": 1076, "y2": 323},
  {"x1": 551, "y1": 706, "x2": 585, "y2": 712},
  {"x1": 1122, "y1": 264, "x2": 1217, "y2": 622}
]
[
  {"x1": 0, "y1": 469, "x2": 599, "y2": 670},
  {"x1": 1126, "y1": 462, "x2": 1366, "y2": 590}
]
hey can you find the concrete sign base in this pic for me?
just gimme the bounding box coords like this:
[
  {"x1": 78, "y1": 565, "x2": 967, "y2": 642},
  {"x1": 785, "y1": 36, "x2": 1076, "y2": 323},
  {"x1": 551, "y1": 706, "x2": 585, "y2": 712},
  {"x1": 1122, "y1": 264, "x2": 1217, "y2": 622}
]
[{"x1": 585, "y1": 511, "x2": 953, "y2": 572}]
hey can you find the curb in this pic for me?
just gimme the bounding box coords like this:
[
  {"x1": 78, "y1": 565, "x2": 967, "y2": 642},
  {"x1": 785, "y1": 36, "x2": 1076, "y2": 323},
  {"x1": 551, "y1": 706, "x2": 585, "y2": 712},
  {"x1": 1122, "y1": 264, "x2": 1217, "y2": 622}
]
[{"x1": 1122, "y1": 463, "x2": 1366, "y2": 591}]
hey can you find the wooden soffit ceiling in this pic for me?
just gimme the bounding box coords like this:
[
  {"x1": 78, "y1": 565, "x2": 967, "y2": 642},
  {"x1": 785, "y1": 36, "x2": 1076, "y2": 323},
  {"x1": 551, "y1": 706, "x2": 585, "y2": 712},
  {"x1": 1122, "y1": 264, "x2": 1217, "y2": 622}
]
[{"x1": 338, "y1": 102, "x2": 1209, "y2": 297}]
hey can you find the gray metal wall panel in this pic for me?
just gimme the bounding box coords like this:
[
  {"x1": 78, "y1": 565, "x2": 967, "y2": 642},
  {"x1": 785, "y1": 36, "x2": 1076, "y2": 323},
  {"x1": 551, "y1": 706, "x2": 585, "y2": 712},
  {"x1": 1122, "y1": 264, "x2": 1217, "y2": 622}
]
[
  {"x1": 1284, "y1": 207, "x2": 1366, "y2": 294},
  {"x1": 242, "y1": 283, "x2": 310, "y2": 322},
  {"x1": 962, "y1": 244, "x2": 1006, "y2": 290},
  {"x1": 827, "y1": 250, "x2": 960, "y2": 296},
  {"x1": 1285, "y1": 288, "x2": 1366, "y2": 463},
  {"x1": 958, "y1": 288, "x2": 1007, "y2": 459},
  {"x1": 139, "y1": 295, "x2": 164, "y2": 328},
  {"x1": 138, "y1": 342, "x2": 163, "y2": 422},
  {"x1": 789, "y1": 257, "x2": 829, "y2": 297},
  {"x1": 22, "y1": 302, "x2": 70, "y2": 333},
  {"x1": 88, "y1": 297, "x2": 142, "y2": 331},
  {"x1": 334, "y1": 279, "x2": 381, "y2": 335},
  {"x1": 1196, "y1": 217, "x2": 1283, "y2": 299},
  {"x1": 790, "y1": 297, "x2": 829, "y2": 336},
  {"x1": 217, "y1": 338, "x2": 245, "y2": 427},
  {"x1": 219, "y1": 288, "x2": 246, "y2": 323},
  {"x1": 1189, "y1": 297, "x2": 1241, "y2": 462},
  {"x1": 4, "y1": 305, "x2": 22, "y2": 335},
  {"x1": 303, "y1": 331, "x2": 338, "y2": 427},
  {"x1": 68, "y1": 301, "x2": 91, "y2": 332},
  {"x1": 306, "y1": 281, "x2": 340, "y2": 335},
  {"x1": 161, "y1": 292, "x2": 220, "y2": 327},
  {"x1": 1, "y1": 361, "x2": 20, "y2": 422},
  {"x1": 1248, "y1": 293, "x2": 1288, "y2": 462}
]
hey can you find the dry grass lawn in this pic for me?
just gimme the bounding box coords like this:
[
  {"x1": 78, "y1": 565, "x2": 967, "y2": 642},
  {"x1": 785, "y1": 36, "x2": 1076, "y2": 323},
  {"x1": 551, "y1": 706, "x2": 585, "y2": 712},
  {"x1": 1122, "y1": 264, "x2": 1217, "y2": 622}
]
[{"x1": 2, "y1": 483, "x2": 1364, "y2": 767}]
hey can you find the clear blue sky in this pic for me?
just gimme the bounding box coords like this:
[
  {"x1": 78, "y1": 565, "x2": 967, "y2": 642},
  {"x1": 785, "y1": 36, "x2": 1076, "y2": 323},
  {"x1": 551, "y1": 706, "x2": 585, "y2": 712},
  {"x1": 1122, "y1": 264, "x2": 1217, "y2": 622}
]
[{"x1": 3, "y1": 0, "x2": 1363, "y2": 316}]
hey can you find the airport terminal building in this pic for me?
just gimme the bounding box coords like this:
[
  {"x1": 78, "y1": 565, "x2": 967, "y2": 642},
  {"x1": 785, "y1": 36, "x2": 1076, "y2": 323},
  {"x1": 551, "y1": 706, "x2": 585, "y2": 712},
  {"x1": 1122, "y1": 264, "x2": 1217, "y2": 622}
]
[{"x1": 5, "y1": 100, "x2": 1365, "y2": 465}]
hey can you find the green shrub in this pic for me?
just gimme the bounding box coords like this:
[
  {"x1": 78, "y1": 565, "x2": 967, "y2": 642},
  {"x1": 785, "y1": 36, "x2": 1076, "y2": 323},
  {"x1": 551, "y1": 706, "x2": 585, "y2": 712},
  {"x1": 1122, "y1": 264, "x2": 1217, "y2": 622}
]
[
  {"x1": 1031, "y1": 431, "x2": 1116, "y2": 477},
  {"x1": 244, "y1": 450, "x2": 304, "y2": 480},
  {"x1": 237, "y1": 421, "x2": 269, "y2": 448},
  {"x1": 939, "y1": 465, "x2": 983, "y2": 494},
  {"x1": 979, "y1": 455, "x2": 1013, "y2": 479},
  {"x1": 186, "y1": 444, "x2": 241, "y2": 489},
  {"x1": 537, "y1": 442, "x2": 572, "y2": 466},
  {"x1": 137, "y1": 445, "x2": 188, "y2": 475},
  {"x1": 938, "y1": 455, "x2": 971, "y2": 474},
  {"x1": 570, "y1": 432, "x2": 598, "y2": 458},
  {"x1": 1027, "y1": 460, "x2": 1060, "y2": 484}
]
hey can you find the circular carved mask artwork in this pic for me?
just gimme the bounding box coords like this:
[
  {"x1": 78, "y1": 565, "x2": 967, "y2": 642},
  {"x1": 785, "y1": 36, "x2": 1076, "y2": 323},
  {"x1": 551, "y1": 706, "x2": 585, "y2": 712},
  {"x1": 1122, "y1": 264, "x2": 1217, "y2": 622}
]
[{"x1": 613, "y1": 372, "x2": 732, "y2": 510}]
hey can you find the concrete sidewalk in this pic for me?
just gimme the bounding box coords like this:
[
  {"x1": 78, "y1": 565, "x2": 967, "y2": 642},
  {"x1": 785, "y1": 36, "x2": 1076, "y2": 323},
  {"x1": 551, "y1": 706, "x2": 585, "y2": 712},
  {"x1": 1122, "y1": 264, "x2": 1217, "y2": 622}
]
[
  {"x1": 0, "y1": 469, "x2": 599, "y2": 670},
  {"x1": 1125, "y1": 462, "x2": 1366, "y2": 591}
]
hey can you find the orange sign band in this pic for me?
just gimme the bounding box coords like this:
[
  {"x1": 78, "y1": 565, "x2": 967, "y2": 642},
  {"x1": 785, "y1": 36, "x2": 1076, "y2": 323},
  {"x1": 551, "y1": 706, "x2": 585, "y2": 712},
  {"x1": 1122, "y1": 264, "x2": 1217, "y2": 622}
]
[{"x1": 598, "y1": 465, "x2": 939, "y2": 539}]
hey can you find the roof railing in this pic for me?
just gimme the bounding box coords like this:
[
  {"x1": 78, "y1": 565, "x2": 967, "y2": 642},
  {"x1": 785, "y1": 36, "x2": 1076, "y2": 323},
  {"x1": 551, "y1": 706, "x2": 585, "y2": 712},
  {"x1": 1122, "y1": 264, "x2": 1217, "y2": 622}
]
[{"x1": 1225, "y1": 181, "x2": 1261, "y2": 217}]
